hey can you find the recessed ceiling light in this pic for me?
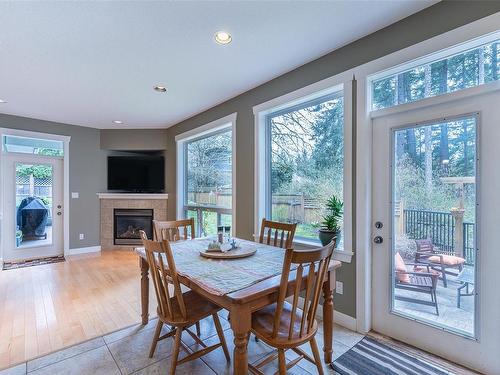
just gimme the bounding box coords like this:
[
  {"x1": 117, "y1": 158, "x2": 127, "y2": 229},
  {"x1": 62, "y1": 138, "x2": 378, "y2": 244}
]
[
  {"x1": 112, "y1": 120, "x2": 123, "y2": 124},
  {"x1": 214, "y1": 31, "x2": 232, "y2": 45},
  {"x1": 154, "y1": 85, "x2": 167, "y2": 93},
  {"x1": 0, "y1": 99, "x2": 7, "y2": 103}
]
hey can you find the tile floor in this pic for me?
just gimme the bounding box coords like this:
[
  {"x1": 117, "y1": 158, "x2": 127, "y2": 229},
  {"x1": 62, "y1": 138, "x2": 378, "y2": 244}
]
[{"x1": 0, "y1": 311, "x2": 364, "y2": 375}]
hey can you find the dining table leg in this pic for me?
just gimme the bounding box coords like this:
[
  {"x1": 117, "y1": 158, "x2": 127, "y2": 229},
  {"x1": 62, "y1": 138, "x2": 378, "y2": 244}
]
[
  {"x1": 140, "y1": 257, "x2": 150, "y2": 325},
  {"x1": 231, "y1": 305, "x2": 251, "y2": 374},
  {"x1": 322, "y1": 269, "x2": 335, "y2": 364}
]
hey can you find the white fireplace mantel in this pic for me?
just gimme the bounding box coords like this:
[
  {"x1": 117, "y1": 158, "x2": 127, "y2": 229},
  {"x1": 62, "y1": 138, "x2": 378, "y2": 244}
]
[{"x1": 97, "y1": 193, "x2": 169, "y2": 200}]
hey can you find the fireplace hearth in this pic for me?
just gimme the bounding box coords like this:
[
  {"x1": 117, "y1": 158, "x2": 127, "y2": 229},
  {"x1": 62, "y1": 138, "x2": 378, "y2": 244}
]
[{"x1": 114, "y1": 209, "x2": 153, "y2": 245}]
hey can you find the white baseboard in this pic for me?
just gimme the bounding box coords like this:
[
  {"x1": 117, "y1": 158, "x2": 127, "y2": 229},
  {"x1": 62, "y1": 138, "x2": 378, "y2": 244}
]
[
  {"x1": 296, "y1": 296, "x2": 358, "y2": 331},
  {"x1": 68, "y1": 245, "x2": 101, "y2": 255},
  {"x1": 333, "y1": 310, "x2": 357, "y2": 331}
]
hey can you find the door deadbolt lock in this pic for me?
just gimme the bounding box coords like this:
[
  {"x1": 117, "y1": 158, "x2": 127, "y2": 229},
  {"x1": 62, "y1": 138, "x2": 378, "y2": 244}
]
[
  {"x1": 373, "y1": 236, "x2": 383, "y2": 244},
  {"x1": 57, "y1": 205, "x2": 62, "y2": 209},
  {"x1": 375, "y1": 221, "x2": 383, "y2": 229}
]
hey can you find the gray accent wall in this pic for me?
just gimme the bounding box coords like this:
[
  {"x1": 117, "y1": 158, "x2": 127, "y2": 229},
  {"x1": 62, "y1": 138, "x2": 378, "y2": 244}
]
[
  {"x1": 100, "y1": 129, "x2": 167, "y2": 151},
  {"x1": 0, "y1": 113, "x2": 106, "y2": 249},
  {"x1": 165, "y1": 2, "x2": 500, "y2": 318}
]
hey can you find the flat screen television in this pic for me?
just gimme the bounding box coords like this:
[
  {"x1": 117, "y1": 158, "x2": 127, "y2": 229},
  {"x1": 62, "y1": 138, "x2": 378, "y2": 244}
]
[{"x1": 107, "y1": 155, "x2": 165, "y2": 193}]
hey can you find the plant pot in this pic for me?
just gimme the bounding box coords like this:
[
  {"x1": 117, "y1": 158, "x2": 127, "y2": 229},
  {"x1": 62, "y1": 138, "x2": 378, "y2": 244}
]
[{"x1": 318, "y1": 229, "x2": 340, "y2": 247}]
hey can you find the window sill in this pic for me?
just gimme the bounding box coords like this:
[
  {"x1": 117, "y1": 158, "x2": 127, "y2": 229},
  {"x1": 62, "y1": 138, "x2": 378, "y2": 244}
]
[
  {"x1": 293, "y1": 238, "x2": 354, "y2": 263},
  {"x1": 253, "y1": 235, "x2": 354, "y2": 263}
]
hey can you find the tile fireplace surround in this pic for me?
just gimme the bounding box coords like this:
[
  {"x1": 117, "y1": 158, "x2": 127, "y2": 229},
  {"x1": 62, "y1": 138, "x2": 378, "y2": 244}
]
[{"x1": 98, "y1": 193, "x2": 168, "y2": 250}]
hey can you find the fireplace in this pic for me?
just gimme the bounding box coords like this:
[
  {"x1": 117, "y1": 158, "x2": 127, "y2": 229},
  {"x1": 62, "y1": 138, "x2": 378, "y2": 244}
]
[{"x1": 113, "y1": 209, "x2": 153, "y2": 245}]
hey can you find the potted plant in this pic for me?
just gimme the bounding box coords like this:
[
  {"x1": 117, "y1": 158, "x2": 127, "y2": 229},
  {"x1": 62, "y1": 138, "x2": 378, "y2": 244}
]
[{"x1": 318, "y1": 195, "x2": 343, "y2": 246}]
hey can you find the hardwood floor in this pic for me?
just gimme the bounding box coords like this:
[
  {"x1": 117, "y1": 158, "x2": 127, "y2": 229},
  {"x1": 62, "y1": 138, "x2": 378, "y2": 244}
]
[{"x1": 0, "y1": 249, "x2": 156, "y2": 370}]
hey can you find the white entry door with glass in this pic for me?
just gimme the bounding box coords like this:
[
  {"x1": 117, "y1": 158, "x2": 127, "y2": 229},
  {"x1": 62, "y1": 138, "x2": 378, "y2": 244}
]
[
  {"x1": 371, "y1": 87, "x2": 500, "y2": 373},
  {"x1": 1, "y1": 141, "x2": 64, "y2": 262}
]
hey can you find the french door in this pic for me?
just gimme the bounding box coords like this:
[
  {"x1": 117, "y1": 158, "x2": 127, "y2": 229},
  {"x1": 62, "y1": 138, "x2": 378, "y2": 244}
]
[
  {"x1": 371, "y1": 88, "x2": 500, "y2": 374},
  {"x1": 2, "y1": 153, "x2": 63, "y2": 261}
]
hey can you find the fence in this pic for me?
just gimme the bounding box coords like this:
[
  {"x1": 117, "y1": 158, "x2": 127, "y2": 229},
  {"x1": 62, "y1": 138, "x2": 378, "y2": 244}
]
[
  {"x1": 271, "y1": 194, "x2": 321, "y2": 223},
  {"x1": 404, "y1": 208, "x2": 475, "y2": 265}
]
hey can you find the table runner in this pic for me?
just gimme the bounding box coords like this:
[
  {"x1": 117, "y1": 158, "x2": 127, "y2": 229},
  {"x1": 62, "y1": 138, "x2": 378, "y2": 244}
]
[{"x1": 136, "y1": 237, "x2": 290, "y2": 296}]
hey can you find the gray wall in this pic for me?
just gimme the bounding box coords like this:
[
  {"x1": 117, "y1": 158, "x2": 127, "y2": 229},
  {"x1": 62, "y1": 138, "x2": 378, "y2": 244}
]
[
  {"x1": 165, "y1": 2, "x2": 500, "y2": 318},
  {"x1": 100, "y1": 129, "x2": 167, "y2": 151},
  {"x1": 0, "y1": 113, "x2": 106, "y2": 249}
]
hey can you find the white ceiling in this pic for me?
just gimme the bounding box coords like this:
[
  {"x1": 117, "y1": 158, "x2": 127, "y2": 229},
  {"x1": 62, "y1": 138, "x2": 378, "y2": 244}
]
[{"x1": 0, "y1": 1, "x2": 437, "y2": 129}]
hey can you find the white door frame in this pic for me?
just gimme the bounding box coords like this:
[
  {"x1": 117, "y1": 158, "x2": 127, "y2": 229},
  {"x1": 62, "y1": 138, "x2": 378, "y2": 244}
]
[
  {"x1": 0, "y1": 128, "x2": 70, "y2": 263},
  {"x1": 351, "y1": 12, "x2": 500, "y2": 336}
]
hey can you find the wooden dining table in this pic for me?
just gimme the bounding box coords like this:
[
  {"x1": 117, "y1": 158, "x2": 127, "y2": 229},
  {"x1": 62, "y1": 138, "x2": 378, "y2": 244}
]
[{"x1": 136, "y1": 238, "x2": 341, "y2": 374}]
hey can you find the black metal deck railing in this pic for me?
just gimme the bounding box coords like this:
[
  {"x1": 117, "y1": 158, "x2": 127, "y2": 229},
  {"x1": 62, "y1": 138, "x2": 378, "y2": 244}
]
[{"x1": 403, "y1": 209, "x2": 475, "y2": 265}]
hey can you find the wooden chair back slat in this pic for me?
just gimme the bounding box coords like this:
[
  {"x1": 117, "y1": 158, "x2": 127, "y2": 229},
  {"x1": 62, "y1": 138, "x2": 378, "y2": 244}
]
[
  {"x1": 153, "y1": 218, "x2": 195, "y2": 242},
  {"x1": 140, "y1": 230, "x2": 187, "y2": 322},
  {"x1": 272, "y1": 240, "x2": 335, "y2": 341},
  {"x1": 258, "y1": 219, "x2": 297, "y2": 249},
  {"x1": 288, "y1": 264, "x2": 303, "y2": 340}
]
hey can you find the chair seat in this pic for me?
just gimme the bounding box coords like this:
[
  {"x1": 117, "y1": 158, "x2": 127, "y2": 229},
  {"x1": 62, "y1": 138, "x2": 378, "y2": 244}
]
[
  {"x1": 251, "y1": 301, "x2": 318, "y2": 347},
  {"x1": 159, "y1": 290, "x2": 221, "y2": 326},
  {"x1": 407, "y1": 275, "x2": 434, "y2": 287},
  {"x1": 428, "y1": 254, "x2": 465, "y2": 266}
]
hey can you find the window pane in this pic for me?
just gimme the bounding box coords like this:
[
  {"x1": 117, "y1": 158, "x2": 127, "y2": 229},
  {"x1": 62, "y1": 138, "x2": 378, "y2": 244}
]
[
  {"x1": 268, "y1": 93, "x2": 344, "y2": 246},
  {"x1": 393, "y1": 117, "x2": 476, "y2": 337},
  {"x1": 186, "y1": 130, "x2": 232, "y2": 208},
  {"x1": 372, "y1": 40, "x2": 500, "y2": 110},
  {"x1": 3, "y1": 135, "x2": 64, "y2": 156},
  {"x1": 184, "y1": 128, "x2": 232, "y2": 238}
]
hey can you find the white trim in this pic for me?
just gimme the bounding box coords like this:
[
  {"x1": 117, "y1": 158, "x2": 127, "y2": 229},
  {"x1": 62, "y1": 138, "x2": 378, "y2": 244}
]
[
  {"x1": 0, "y1": 127, "x2": 71, "y2": 143},
  {"x1": 334, "y1": 310, "x2": 358, "y2": 331},
  {"x1": 68, "y1": 245, "x2": 101, "y2": 255},
  {"x1": 297, "y1": 296, "x2": 358, "y2": 331},
  {"x1": 97, "y1": 193, "x2": 169, "y2": 200},
  {"x1": 368, "y1": 29, "x2": 500, "y2": 83},
  {"x1": 0, "y1": 127, "x2": 71, "y2": 259},
  {"x1": 175, "y1": 113, "x2": 237, "y2": 142},
  {"x1": 175, "y1": 113, "x2": 237, "y2": 234},
  {"x1": 253, "y1": 78, "x2": 353, "y2": 263},
  {"x1": 253, "y1": 76, "x2": 348, "y2": 115}
]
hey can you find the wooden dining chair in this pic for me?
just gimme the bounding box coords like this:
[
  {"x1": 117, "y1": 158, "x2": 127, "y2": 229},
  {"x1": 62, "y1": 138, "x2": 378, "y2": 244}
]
[
  {"x1": 140, "y1": 231, "x2": 230, "y2": 374},
  {"x1": 248, "y1": 240, "x2": 335, "y2": 375},
  {"x1": 258, "y1": 218, "x2": 297, "y2": 249},
  {"x1": 153, "y1": 218, "x2": 195, "y2": 242},
  {"x1": 151, "y1": 218, "x2": 202, "y2": 335}
]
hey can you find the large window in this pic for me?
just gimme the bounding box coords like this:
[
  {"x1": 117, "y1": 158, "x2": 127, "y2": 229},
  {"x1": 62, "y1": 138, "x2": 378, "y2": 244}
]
[
  {"x1": 266, "y1": 91, "x2": 344, "y2": 244},
  {"x1": 372, "y1": 39, "x2": 499, "y2": 110},
  {"x1": 183, "y1": 128, "x2": 232, "y2": 236}
]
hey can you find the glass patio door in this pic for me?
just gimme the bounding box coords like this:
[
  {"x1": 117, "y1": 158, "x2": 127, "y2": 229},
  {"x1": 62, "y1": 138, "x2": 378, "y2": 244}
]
[
  {"x1": 2, "y1": 153, "x2": 63, "y2": 261},
  {"x1": 371, "y1": 86, "x2": 500, "y2": 373}
]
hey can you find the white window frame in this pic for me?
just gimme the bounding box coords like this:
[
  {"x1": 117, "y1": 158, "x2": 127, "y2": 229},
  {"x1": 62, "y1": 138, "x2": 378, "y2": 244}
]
[
  {"x1": 175, "y1": 113, "x2": 237, "y2": 235},
  {"x1": 253, "y1": 76, "x2": 353, "y2": 263}
]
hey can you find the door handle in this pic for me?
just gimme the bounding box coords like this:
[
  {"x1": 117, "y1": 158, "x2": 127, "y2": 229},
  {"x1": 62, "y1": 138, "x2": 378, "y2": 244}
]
[
  {"x1": 57, "y1": 212, "x2": 62, "y2": 216},
  {"x1": 373, "y1": 236, "x2": 383, "y2": 244}
]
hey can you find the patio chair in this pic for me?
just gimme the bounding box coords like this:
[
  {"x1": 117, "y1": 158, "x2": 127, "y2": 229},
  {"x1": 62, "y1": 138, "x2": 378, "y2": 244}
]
[
  {"x1": 395, "y1": 252, "x2": 440, "y2": 315},
  {"x1": 415, "y1": 239, "x2": 465, "y2": 288}
]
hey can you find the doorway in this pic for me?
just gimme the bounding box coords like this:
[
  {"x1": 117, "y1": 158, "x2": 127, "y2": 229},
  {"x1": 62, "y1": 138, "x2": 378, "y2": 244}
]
[
  {"x1": 371, "y1": 88, "x2": 500, "y2": 373},
  {"x1": 1, "y1": 131, "x2": 68, "y2": 263}
]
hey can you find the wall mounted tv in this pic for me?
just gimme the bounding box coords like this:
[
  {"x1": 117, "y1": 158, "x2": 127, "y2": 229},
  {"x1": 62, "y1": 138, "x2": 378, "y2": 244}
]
[{"x1": 107, "y1": 155, "x2": 165, "y2": 193}]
